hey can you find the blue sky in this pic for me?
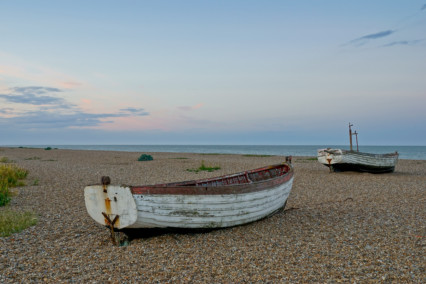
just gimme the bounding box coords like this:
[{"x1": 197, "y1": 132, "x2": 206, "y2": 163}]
[{"x1": 1, "y1": 1, "x2": 425, "y2": 145}]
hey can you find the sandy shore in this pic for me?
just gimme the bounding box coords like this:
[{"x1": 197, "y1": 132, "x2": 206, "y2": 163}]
[{"x1": 0, "y1": 147, "x2": 424, "y2": 283}]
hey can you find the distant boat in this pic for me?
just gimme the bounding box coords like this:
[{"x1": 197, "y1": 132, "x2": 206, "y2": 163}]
[
  {"x1": 317, "y1": 123, "x2": 399, "y2": 173},
  {"x1": 84, "y1": 161, "x2": 294, "y2": 243},
  {"x1": 317, "y1": 148, "x2": 399, "y2": 173}
]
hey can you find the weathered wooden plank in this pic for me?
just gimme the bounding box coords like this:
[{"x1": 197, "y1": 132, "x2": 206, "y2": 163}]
[{"x1": 84, "y1": 162, "x2": 294, "y2": 230}]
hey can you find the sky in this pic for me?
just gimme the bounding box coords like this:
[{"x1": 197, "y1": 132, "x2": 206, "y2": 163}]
[{"x1": 1, "y1": 1, "x2": 425, "y2": 145}]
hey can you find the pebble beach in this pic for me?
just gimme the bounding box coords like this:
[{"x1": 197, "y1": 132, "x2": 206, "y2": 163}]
[{"x1": 0, "y1": 147, "x2": 424, "y2": 283}]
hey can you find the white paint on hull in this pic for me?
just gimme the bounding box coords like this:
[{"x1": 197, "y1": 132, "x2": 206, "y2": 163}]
[
  {"x1": 84, "y1": 185, "x2": 138, "y2": 229},
  {"x1": 84, "y1": 177, "x2": 293, "y2": 229},
  {"x1": 317, "y1": 149, "x2": 398, "y2": 169}
]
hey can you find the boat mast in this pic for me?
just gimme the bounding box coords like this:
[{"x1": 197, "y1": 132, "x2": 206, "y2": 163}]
[
  {"x1": 349, "y1": 123, "x2": 353, "y2": 151},
  {"x1": 354, "y1": 130, "x2": 359, "y2": 152}
]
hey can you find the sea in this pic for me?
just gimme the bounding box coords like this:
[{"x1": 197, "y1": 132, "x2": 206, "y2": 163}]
[{"x1": 8, "y1": 145, "x2": 426, "y2": 160}]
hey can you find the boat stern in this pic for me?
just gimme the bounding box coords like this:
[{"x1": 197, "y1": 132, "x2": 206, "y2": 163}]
[
  {"x1": 317, "y1": 149, "x2": 343, "y2": 167},
  {"x1": 84, "y1": 184, "x2": 138, "y2": 230}
]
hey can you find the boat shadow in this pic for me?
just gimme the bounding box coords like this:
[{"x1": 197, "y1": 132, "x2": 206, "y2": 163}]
[{"x1": 121, "y1": 227, "x2": 219, "y2": 241}]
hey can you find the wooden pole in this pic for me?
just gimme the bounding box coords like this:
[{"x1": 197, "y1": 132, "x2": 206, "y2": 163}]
[
  {"x1": 354, "y1": 131, "x2": 359, "y2": 152},
  {"x1": 349, "y1": 123, "x2": 353, "y2": 151}
]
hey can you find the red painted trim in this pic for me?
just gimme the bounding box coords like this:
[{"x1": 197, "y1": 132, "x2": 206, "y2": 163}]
[{"x1": 130, "y1": 163, "x2": 294, "y2": 195}]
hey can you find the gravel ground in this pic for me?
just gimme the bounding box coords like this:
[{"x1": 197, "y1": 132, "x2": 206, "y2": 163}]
[{"x1": 0, "y1": 147, "x2": 424, "y2": 283}]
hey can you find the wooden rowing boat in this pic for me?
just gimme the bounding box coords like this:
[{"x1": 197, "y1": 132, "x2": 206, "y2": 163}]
[
  {"x1": 84, "y1": 161, "x2": 294, "y2": 237},
  {"x1": 317, "y1": 123, "x2": 398, "y2": 173},
  {"x1": 317, "y1": 148, "x2": 398, "y2": 173}
]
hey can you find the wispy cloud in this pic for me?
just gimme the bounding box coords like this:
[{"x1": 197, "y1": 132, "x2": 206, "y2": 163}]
[
  {"x1": 2, "y1": 111, "x2": 114, "y2": 128},
  {"x1": 120, "y1": 107, "x2": 149, "y2": 116},
  {"x1": 0, "y1": 85, "x2": 150, "y2": 129},
  {"x1": 0, "y1": 108, "x2": 14, "y2": 114},
  {"x1": 383, "y1": 39, "x2": 424, "y2": 47},
  {"x1": 346, "y1": 4, "x2": 426, "y2": 48},
  {"x1": 12, "y1": 86, "x2": 62, "y2": 95},
  {"x1": 0, "y1": 86, "x2": 71, "y2": 107},
  {"x1": 359, "y1": 30, "x2": 394, "y2": 40},
  {"x1": 348, "y1": 30, "x2": 395, "y2": 46}
]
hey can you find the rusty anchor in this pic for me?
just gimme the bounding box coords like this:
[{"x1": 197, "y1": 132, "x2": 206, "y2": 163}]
[
  {"x1": 102, "y1": 212, "x2": 120, "y2": 245},
  {"x1": 100, "y1": 176, "x2": 121, "y2": 245},
  {"x1": 326, "y1": 157, "x2": 333, "y2": 172}
]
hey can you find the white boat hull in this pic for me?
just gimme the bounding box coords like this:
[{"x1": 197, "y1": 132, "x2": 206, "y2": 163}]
[
  {"x1": 132, "y1": 177, "x2": 293, "y2": 228},
  {"x1": 317, "y1": 149, "x2": 398, "y2": 173},
  {"x1": 84, "y1": 178, "x2": 293, "y2": 229},
  {"x1": 84, "y1": 163, "x2": 294, "y2": 230}
]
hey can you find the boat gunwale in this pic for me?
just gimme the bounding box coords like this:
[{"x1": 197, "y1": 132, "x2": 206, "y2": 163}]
[
  {"x1": 130, "y1": 163, "x2": 293, "y2": 195},
  {"x1": 319, "y1": 149, "x2": 399, "y2": 159}
]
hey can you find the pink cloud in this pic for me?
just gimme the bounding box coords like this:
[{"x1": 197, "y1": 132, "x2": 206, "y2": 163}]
[
  {"x1": 0, "y1": 52, "x2": 83, "y2": 91},
  {"x1": 100, "y1": 116, "x2": 169, "y2": 131},
  {"x1": 193, "y1": 103, "x2": 203, "y2": 109},
  {"x1": 177, "y1": 103, "x2": 204, "y2": 111},
  {"x1": 81, "y1": 98, "x2": 92, "y2": 105},
  {"x1": 60, "y1": 81, "x2": 82, "y2": 89}
]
